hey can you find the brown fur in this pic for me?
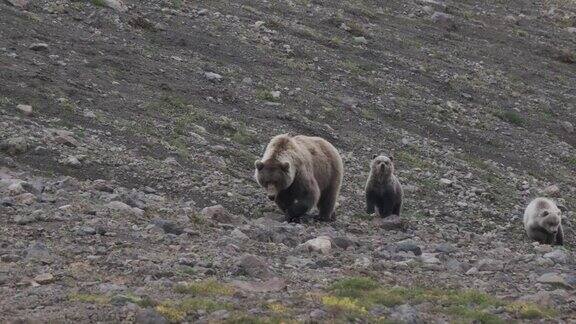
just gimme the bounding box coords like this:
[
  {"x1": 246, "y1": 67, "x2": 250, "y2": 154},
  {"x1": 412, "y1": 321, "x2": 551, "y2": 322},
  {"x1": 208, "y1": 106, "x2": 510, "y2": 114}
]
[
  {"x1": 524, "y1": 197, "x2": 564, "y2": 246},
  {"x1": 365, "y1": 155, "x2": 403, "y2": 218},
  {"x1": 255, "y1": 134, "x2": 343, "y2": 222}
]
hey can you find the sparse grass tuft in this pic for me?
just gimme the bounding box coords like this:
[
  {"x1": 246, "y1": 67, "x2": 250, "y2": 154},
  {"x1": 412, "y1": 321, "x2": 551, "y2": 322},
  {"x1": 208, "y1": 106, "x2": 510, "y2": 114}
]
[
  {"x1": 0, "y1": 96, "x2": 12, "y2": 107},
  {"x1": 91, "y1": 0, "x2": 106, "y2": 7},
  {"x1": 171, "y1": 0, "x2": 183, "y2": 9},
  {"x1": 345, "y1": 21, "x2": 369, "y2": 37},
  {"x1": 330, "y1": 277, "x2": 379, "y2": 298},
  {"x1": 174, "y1": 280, "x2": 234, "y2": 296},
  {"x1": 352, "y1": 212, "x2": 373, "y2": 220},
  {"x1": 224, "y1": 315, "x2": 296, "y2": 324},
  {"x1": 322, "y1": 295, "x2": 367, "y2": 314},
  {"x1": 255, "y1": 89, "x2": 279, "y2": 102},
  {"x1": 267, "y1": 302, "x2": 288, "y2": 314},
  {"x1": 155, "y1": 298, "x2": 230, "y2": 322},
  {"x1": 563, "y1": 155, "x2": 576, "y2": 167},
  {"x1": 506, "y1": 302, "x2": 556, "y2": 319},
  {"x1": 325, "y1": 277, "x2": 554, "y2": 322},
  {"x1": 112, "y1": 293, "x2": 157, "y2": 308},
  {"x1": 496, "y1": 110, "x2": 524, "y2": 126}
]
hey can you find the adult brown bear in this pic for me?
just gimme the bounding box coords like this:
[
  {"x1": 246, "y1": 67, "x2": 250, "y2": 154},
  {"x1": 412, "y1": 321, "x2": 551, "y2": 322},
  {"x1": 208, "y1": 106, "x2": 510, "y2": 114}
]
[{"x1": 254, "y1": 134, "x2": 343, "y2": 222}]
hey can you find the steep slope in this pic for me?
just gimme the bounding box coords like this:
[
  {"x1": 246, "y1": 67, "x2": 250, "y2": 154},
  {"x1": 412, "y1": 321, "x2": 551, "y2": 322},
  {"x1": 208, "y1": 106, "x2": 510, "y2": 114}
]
[{"x1": 0, "y1": 0, "x2": 575, "y2": 322}]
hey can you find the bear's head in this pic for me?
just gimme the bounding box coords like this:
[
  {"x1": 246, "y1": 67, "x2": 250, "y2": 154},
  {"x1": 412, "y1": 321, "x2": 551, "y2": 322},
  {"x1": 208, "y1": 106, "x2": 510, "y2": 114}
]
[
  {"x1": 537, "y1": 207, "x2": 562, "y2": 234},
  {"x1": 254, "y1": 159, "x2": 294, "y2": 200},
  {"x1": 371, "y1": 154, "x2": 394, "y2": 178}
]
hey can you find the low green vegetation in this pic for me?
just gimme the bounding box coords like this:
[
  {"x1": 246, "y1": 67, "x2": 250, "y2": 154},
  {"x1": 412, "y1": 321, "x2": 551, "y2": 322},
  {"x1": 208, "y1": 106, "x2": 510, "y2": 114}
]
[
  {"x1": 224, "y1": 315, "x2": 296, "y2": 324},
  {"x1": 495, "y1": 110, "x2": 524, "y2": 126},
  {"x1": 321, "y1": 277, "x2": 554, "y2": 322},
  {"x1": 155, "y1": 298, "x2": 230, "y2": 322},
  {"x1": 255, "y1": 89, "x2": 279, "y2": 102},
  {"x1": 91, "y1": 0, "x2": 106, "y2": 7}
]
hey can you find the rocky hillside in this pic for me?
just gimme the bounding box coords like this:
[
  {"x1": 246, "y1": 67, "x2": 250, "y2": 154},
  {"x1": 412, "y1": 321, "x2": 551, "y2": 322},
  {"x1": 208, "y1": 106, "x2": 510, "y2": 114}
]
[{"x1": 1, "y1": 0, "x2": 575, "y2": 322}]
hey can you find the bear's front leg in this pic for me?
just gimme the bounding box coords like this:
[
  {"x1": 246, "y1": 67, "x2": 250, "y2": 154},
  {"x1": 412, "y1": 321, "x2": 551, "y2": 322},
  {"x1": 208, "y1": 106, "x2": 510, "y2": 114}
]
[
  {"x1": 275, "y1": 190, "x2": 314, "y2": 223},
  {"x1": 285, "y1": 195, "x2": 314, "y2": 222},
  {"x1": 555, "y1": 226, "x2": 564, "y2": 246}
]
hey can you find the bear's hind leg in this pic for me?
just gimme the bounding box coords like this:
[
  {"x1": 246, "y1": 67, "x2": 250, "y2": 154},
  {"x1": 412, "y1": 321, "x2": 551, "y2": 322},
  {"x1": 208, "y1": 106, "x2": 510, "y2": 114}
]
[{"x1": 317, "y1": 186, "x2": 339, "y2": 222}]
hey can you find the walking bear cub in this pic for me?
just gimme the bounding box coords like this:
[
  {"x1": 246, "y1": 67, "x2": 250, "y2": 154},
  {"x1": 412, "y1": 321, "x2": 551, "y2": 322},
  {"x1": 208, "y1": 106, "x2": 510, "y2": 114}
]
[
  {"x1": 254, "y1": 134, "x2": 343, "y2": 222},
  {"x1": 523, "y1": 197, "x2": 564, "y2": 245},
  {"x1": 365, "y1": 154, "x2": 403, "y2": 218}
]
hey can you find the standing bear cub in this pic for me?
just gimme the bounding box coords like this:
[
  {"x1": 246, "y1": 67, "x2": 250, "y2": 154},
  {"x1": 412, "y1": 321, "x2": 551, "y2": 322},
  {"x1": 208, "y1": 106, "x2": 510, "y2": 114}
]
[
  {"x1": 365, "y1": 154, "x2": 403, "y2": 218},
  {"x1": 523, "y1": 197, "x2": 564, "y2": 245},
  {"x1": 255, "y1": 134, "x2": 343, "y2": 223}
]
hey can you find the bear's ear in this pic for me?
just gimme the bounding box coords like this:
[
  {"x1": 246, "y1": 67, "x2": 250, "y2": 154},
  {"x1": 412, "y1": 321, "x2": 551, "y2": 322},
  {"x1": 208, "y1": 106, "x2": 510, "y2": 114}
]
[
  {"x1": 255, "y1": 160, "x2": 264, "y2": 170},
  {"x1": 541, "y1": 210, "x2": 549, "y2": 217},
  {"x1": 372, "y1": 154, "x2": 378, "y2": 159},
  {"x1": 389, "y1": 155, "x2": 394, "y2": 162},
  {"x1": 280, "y1": 162, "x2": 290, "y2": 172}
]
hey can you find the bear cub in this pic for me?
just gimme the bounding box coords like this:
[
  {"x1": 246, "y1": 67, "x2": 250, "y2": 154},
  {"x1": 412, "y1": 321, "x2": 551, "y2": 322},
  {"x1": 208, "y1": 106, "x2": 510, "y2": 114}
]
[
  {"x1": 255, "y1": 134, "x2": 343, "y2": 223},
  {"x1": 365, "y1": 154, "x2": 403, "y2": 218},
  {"x1": 523, "y1": 197, "x2": 564, "y2": 245}
]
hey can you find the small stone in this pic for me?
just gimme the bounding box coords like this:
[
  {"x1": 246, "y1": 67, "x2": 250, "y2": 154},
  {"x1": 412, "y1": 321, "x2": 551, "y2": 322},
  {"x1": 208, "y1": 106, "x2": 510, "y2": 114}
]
[
  {"x1": 395, "y1": 239, "x2": 422, "y2": 256},
  {"x1": 270, "y1": 90, "x2": 281, "y2": 99},
  {"x1": 93, "y1": 179, "x2": 114, "y2": 193},
  {"x1": 332, "y1": 236, "x2": 356, "y2": 249},
  {"x1": 435, "y1": 243, "x2": 456, "y2": 254},
  {"x1": 14, "y1": 214, "x2": 37, "y2": 225},
  {"x1": 439, "y1": 178, "x2": 453, "y2": 186},
  {"x1": 201, "y1": 205, "x2": 244, "y2": 224},
  {"x1": 135, "y1": 308, "x2": 168, "y2": 324},
  {"x1": 48, "y1": 129, "x2": 79, "y2": 147},
  {"x1": 231, "y1": 228, "x2": 249, "y2": 241},
  {"x1": 543, "y1": 185, "x2": 560, "y2": 197},
  {"x1": 465, "y1": 267, "x2": 479, "y2": 275},
  {"x1": 560, "y1": 121, "x2": 574, "y2": 133},
  {"x1": 477, "y1": 259, "x2": 504, "y2": 272},
  {"x1": 107, "y1": 201, "x2": 137, "y2": 215},
  {"x1": 151, "y1": 219, "x2": 183, "y2": 235},
  {"x1": 235, "y1": 254, "x2": 272, "y2": 279},
  {"x1": 210, "y1": 310, "x2": 229, "y2": 320},
  {"x1": 33, "y1": 273, "x2": 55, "y2": 284},
  {"x1": 4, "y1": 0, "x2": 29, "y2": 8},
  {"x1": 389, "y1": 304, "x2": 419, "y2": 324},
  {"x1": 62, "y1": 156, "x2": 81, "y2": 167},
  {"x1": 373, "y1": 215, "x2": 408, "y2": 231},
  {"x1": 16, "y1": 104, "x2": 33, "y2": 116},
  {"x1": 84, "y1": 110, "x2": 97, "y2": 118},
  {"x1": 543, "y1": 250, "x2": 568, "y2": 264},
  {"x1": 309, "y1": 309, "x2": 327, "y2": 319},
  {"x1": 25, "y1": 242, "x2": 54, "y2": 264},
  {"x1": 300, "y1": 236, "x2": 332, "y2": 254},
  {"x1": 29, "y1": 43, "x2": 49, "y2": 51},
  {"x1": 420, "y1": 253, "x2": 440, "y2": 264},
  {"x1": 431, "y1": 12, "x2": 456, "y2": 30},
  {"x1": 80, "y1": 226, "x2": 97, "y2": 235},
  {"x1": 14, "y1": 193, "x2": 36, "y2": 205},
  {"x1": 353, "y1": 36, "x2": 368, "y2": 44},
  {"x1": 537, "y1": 273, "x2": 573, "y2": 289},
  {"x1": 99, "y1": 283, "x2": 126, "y2": 293},
  {"x1": 204, "y1": 72, "x2": 222, "y2": 82},
  {"x1": 0, "y1": 137, "x2": 28, "y2": 155},
  {"x1": 100, "y1": 0, "x2": 127, "y2": 12}
]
